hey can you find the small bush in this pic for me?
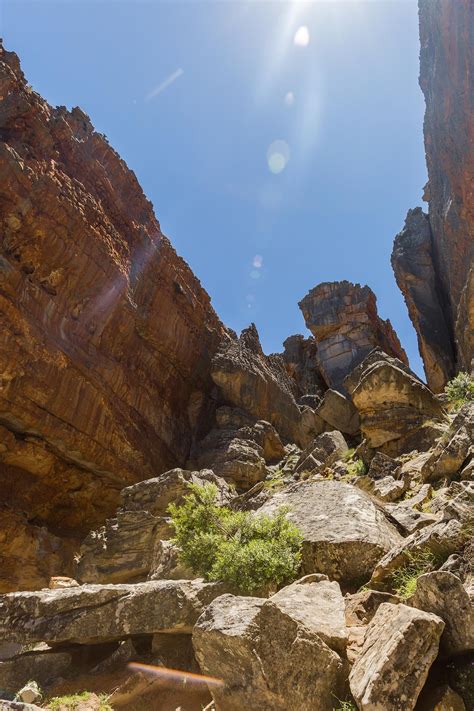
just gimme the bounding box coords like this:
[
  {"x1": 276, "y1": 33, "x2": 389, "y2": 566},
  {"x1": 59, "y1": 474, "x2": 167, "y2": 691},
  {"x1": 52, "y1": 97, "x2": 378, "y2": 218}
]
[
  {"x1": 347, "y1": 458, "x2": 366, "y2": 477},
  {"x1": 391, "y1": 549, "x2": 436, "y2": 599},
  {"x1": 333, "y1": 699, "x2": 357, "y2": 711},
  {"x1": 47, "y1": 692, "x2": 112, "y2": 710},
  {"x1": 445, "y1": 372, "x2": 474, "y2": 410},
  {"x1": 168, "y1": 483, "x2": 303, "y2": 595}
]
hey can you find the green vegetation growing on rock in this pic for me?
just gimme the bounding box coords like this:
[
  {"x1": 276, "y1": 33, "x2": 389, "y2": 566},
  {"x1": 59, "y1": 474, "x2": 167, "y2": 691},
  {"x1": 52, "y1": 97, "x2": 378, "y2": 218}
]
[
  {"x1": 47, "y1": 692, "x2": 112, "y2": 710},
  {"x1": 391, "y1": 550, "x2": 437, "y2": 599},
  {"x1": 445, "y1": 372, "x2": 474, "y2": 410},
  {"x1": 168, "y1": 483, "x2": 303, "y2": 595}
]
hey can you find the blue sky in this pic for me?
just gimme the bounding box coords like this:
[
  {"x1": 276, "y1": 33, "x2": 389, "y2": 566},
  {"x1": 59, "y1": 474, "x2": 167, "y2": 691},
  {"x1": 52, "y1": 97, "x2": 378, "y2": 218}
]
[{"x1": 2, "y1": 0, "x2": 427, "y2": 376}]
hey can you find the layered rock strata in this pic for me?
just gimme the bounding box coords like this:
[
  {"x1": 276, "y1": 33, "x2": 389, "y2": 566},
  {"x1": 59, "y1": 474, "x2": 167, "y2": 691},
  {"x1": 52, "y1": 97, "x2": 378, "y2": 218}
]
[
  {"x1": 392, "y1": 0, "x2": 474, "y2": 387},
  {"x1": 0, "y1": 42, "x2": 226, "y2": 586},
  {"x1": 299, "y1": 281, "x2": 408, "y2": 392}
]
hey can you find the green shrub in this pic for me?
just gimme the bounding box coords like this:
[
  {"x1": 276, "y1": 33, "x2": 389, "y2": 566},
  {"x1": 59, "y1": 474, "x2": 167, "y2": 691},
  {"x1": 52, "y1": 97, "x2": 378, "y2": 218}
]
[
  {"x1": 168, "y1": 483, "x2": 303, "y2": 595},
  {"x1": 333, "y1": 699, "x2": 357, "y2": 711},
  {"x1": 445, "y1": 372, "x2": 474, "y2": 410},
  {"x1": 347, "y1": 458, "x2": 366, "y2": 477},
  {"x1": 391, "y1": 549, "x2": 436, "y2": 599}
]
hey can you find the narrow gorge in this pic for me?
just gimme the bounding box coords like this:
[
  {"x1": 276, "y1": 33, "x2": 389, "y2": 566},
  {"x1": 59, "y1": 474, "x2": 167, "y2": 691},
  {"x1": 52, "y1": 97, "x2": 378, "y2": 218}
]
[{"x1": 0, "y1": 0, "x2": 472, "y2": 710}]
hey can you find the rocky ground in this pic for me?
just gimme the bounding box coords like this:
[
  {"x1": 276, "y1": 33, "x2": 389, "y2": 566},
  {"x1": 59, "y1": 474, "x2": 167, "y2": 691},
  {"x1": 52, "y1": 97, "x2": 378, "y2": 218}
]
[{"x1": 0, "y1": 0, "x2": 472, "y2": 709}]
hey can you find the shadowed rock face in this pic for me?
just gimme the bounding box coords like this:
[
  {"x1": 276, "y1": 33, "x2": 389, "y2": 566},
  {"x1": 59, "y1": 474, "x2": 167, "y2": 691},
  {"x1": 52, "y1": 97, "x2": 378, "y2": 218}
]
[
  {"x1": 211, "y1": 325, "x2": 304, "y2": 445},
  {"x1": 0, "y1": 44, "x2": 226, "y2": 562},
  {"x1": 392, "y1": 0, "x2": 474, "y2": 386},
  {"x1": 392, "y1": 208, "x2": 455, "y2": 392},
  {"x1": 299, "y1": 281, "x2": 408, "y2": 392}
]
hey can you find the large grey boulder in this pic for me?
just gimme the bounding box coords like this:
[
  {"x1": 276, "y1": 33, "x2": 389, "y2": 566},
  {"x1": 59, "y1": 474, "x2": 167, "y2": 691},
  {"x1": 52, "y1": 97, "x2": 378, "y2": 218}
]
[
  {"x1": 259, "y1": 480, "x2": 402, "y2": 588},
  {"x1": 193, "y1": 588, "x2": 346, "y2": 711},
  {"x1": 268, "y1": 574, "x2": 347, "y2": 654},
  {"x1": 349, "y1": 602, "x2": 444, "y2": 710},
  {"x1": 409, "y1": 571, "x2": 474, "y2": 656},
  {"x1": 0, "y1": 580, "x2": 225, "y2": 645}
]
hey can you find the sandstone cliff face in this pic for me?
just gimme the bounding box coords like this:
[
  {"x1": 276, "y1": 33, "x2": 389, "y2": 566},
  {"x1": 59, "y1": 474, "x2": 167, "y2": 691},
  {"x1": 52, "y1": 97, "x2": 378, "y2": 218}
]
[
  {"x1": 392, "y1": 0, "x2": 474, "y2": 388},
  {"x1": 0, "y1": 44, "x2": 226, "y2": 573},
  {"x1": 299, "y1": 281, "x2": 408, "y2": 392},
  {"x1": 392, "y1": 208, "x2": 455, "y2": 392}
]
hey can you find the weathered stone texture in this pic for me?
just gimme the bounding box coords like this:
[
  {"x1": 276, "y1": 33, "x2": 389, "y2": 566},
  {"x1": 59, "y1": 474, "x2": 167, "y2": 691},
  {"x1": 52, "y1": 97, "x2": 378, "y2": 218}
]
[{"x1": 299, "y1": 281, "x2": 408, "y2": 392}]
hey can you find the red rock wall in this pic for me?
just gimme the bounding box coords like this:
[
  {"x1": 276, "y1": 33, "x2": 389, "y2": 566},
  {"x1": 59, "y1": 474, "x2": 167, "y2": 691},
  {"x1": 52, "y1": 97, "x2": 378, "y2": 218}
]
[
  {"x1": 392, "y1": 0, "x2": 473, "y2": 388},
  {"x1": 0, "y1": 43, "x2": 226, "y2": 550}
]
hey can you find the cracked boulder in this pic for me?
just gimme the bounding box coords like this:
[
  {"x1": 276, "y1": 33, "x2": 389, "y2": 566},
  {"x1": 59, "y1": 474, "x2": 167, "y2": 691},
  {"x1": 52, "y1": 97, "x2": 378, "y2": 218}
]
[
  {"x1": 408, "y1": 571, "x2": 474, "y2": 656},
  {"x1": 346, "y1": 349, "x2": 447, "y2": 456},
  {"x1": 0, "y1": 580, "x2": 226, "y2": 645},
  {"x1": 258, "y1": 480, "x2": 402, "y2": 588},
  {"x1": 349, "y1": 602, "x2": 445, "y2": 711},
  {"x1": 315, "y1": 389, "x2": 360, "y2": 436},
  {"x1": 193, "y1": 583, "x2": 347, "y2": 711}
]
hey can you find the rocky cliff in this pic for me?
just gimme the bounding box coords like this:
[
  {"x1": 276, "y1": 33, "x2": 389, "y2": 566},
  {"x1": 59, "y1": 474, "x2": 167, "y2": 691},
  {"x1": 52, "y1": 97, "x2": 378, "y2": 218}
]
[
  {"x1": 299, "y1": 281, "x2": 408, "y2": 392},
  {"x1": 392, "y1": 0, "x2": 474, "y2": 390},
  {"x1": 0, "y1": 43, "x2": 227, "y2": 587}
]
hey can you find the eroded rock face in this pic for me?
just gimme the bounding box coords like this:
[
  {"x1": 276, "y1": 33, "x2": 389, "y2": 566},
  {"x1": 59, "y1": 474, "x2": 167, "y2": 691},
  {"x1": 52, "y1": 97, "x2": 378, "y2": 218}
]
[
  {"x1": 0, "y1": 509, "x2": 75, "y2": 593},
  {"x1": 281, "y1": 334, "x2": 327, "y2": 399},
  {"x1": 298, "y1": 281, "x2": 408, "y2": 392},
  {"x1": 392, "y1": 208, "x2": 455, "y2": 392},
  {"x1": 211, "y1": 325, "x2": 304, "y2": 445},
  {"x1": 0, "y1": 43, "x2": 227, "y2": 582},
  {"x1": 392, "y1": 1, "x2": 474, "y2": 385},
  {"x1": 258, "y1": 480, "x2": 402, "y2": 588},
  {"x1": 347, "y1": 350, "x2": 447, "y2": 456},
  {"x1": 349, "y1": 602, "x2": 444, "y2": 711}
]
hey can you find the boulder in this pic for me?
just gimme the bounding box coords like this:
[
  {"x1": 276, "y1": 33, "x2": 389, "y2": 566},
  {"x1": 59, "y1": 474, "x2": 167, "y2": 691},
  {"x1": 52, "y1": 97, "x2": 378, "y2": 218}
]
[
  {"x1": 299, "y1": 281, "x2": 407, "y2": 392},
  {"x1": 367, "y1": 452, "x2": 401, "y2": 480},
  {"x1": 370, "y1": 519, "x2": 467, "y2": 591},
  {"x1": 349, "y1": 602, "x2": 445, "y2": 710},
  {"x1": 409, "y1": 571, "x2": 474, "y2": 656},
  {"x1": 0, "y1": 580, "x2": 226, "y2": 645},
  {"x1": 344, "y1": 589, "x2": 400, "y2": 664},
  {"x1": 417, "y1": 684, "x2": 467, "y2": 711},
  {"x1": 193, "y1": 591, "x2": 346, "y2": 711},
  {"x1": 194, "y1": 429, "x2": 267, "y2": 489},
  {"x1": 347, "y1": 349, "x2": 447, "y2": 456},
  {"x1": 76, "y1": 510, "x2": 168, "y2": 584},
  {"x1": 420, "y1": 404, "x2": 473, "y2": 482},
  {"x1": 383, "y1": 504, "x2": 438, "y2": 535},
  {"x1": 268, "y1": 574, "x2": 347, "y2": 654},
  {"x1": 355, "y1": 474, "x2": 408, "y2": 503},
  {"x1": 0, "y1": 703, "x2": 43, "y2": 711},
  {"x1": 315, "y1": 389, "x2": 360, "y2": 436},
  {"x1": 294, "y1": 431, "x2": 348, "y2": 476},
  {"x1": 258, "y1": 480, "x2": 402, "y2": 588},
  {"x1": 0, "y1": 650, "x2": 71, "y2": 696},
  {"x1": 120, "y1": 468, "x2": 232, "y2": 515}
]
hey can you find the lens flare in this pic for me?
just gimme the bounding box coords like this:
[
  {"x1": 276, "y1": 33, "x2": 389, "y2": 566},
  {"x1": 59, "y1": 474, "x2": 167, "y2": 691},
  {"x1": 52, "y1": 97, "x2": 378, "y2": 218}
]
[
  {"x1": 267, "y1": 140, "x2": 290, "y2": 174},
  {"x1": 294, "y1": 25, "x2": 310, "y2": 46}
]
